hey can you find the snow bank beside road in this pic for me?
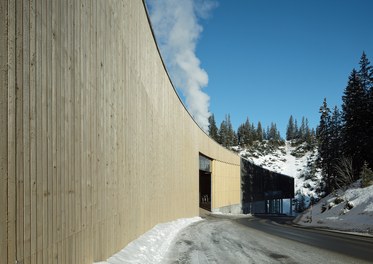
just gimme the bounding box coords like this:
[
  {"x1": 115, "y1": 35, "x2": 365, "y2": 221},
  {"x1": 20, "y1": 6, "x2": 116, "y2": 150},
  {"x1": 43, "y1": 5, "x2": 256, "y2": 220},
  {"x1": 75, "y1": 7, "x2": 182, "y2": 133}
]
[
  {"x1": 295, "y1": 181, "x2": 373, "y2": 234},
  {"x1": 95, "y1": 217, "x2": 203, "y2": 264}
]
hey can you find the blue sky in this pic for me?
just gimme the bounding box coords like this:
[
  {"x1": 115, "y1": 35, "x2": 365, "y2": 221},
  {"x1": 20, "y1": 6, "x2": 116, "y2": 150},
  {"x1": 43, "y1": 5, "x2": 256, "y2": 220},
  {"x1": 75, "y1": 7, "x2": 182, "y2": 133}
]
[{"x1": 148, "y1": 0, "x2": 373, "y2": 137}]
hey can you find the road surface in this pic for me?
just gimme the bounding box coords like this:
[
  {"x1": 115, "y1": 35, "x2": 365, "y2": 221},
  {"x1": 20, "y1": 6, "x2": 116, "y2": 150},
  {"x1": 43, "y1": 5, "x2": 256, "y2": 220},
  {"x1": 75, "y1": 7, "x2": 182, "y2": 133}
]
[
  {"x1": 236, "y1": 215, "x2": 373, "y2": 263},
  {"x1": 164, "y1": 215, "x2": 373, "y2": 263}
]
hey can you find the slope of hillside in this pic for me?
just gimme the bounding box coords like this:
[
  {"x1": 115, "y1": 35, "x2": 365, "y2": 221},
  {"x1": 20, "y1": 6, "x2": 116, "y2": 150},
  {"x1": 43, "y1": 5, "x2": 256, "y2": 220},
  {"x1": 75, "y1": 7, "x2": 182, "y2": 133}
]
[
  {"x1": 295, "y1": 181, "x2": 373, "y2": 234},
  {"x1": 233, "y1": 140, "x2": 322, "y2": 199}
]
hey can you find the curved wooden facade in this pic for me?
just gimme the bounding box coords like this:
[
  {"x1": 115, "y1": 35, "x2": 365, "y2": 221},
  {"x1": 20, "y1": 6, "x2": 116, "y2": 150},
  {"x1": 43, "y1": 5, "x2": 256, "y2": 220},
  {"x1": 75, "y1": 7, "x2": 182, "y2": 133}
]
[{"x1": 0, "y1": 1, "x2": 240, "y2": 263}]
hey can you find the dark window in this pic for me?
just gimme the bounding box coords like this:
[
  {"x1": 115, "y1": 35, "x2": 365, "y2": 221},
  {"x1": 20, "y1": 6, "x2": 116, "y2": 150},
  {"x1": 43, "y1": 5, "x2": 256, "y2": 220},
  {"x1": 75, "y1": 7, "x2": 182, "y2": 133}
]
[{"x1": 199, "y1": 155, "x2": 211, "y2": 172}]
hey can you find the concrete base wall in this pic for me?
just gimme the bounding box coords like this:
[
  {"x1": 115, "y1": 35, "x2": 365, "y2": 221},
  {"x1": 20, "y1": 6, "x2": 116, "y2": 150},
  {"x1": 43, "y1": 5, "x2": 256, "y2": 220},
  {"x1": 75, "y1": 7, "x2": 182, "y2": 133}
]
[{"x1": 212, "y1": 204, "x2": 242, "y2": 214}]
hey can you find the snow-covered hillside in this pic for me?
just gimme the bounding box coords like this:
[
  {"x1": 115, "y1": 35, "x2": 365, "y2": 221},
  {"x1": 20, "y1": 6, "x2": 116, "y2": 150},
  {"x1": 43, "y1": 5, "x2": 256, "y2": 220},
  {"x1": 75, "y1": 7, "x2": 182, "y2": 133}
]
[
  {"x1": 295, "y1": 181, "x2": 373, "y2": 234},
  {"x1": 233, "y1": 140, "x2": 322, "y2": 199}
]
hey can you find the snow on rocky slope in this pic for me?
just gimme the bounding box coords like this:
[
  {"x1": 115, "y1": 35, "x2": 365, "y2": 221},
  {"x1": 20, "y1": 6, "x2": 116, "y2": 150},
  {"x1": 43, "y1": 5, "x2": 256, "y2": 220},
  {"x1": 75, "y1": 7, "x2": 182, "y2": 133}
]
[
  {"x1": 295, "y1": 181, "x2": 373, "y2": 234},
  {"x1": 233, "y1": 140, "x2": 322, "y2": 199}
]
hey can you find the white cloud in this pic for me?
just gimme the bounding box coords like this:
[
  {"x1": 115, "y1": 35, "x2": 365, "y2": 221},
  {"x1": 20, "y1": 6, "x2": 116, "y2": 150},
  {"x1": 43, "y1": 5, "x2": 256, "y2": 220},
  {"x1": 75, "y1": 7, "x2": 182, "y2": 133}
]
[{"x1": 147, "y1": 0, "x2": 217, "y2": 131}]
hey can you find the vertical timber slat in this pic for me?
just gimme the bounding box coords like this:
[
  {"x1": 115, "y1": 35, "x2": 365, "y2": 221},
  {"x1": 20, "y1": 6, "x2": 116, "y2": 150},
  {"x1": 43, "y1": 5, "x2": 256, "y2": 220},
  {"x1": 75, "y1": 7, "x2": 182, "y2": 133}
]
[{"x1": 0, "y1": 0, "x2": 8, "y2": 262}]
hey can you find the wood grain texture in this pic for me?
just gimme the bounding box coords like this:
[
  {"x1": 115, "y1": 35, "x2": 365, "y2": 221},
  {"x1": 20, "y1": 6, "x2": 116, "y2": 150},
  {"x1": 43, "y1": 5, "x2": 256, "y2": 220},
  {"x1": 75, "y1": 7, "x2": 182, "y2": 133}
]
[
  {"x1": 0, "y1": 0, "x2": 8, "y2": 263},
  {"x1": 1, "y1": 1, "x2": 241, "y2": 263}
]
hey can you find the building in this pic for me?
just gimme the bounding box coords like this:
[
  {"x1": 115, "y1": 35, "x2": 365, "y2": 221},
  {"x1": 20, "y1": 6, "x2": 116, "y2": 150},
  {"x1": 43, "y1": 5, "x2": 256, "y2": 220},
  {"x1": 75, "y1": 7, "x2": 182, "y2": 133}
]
[
  {"x1": 241, "y1": 158, "x2": 295, "y2": 215},
  {"x1": 0, "y1": 1, "x2": 293, "y2": 263}
]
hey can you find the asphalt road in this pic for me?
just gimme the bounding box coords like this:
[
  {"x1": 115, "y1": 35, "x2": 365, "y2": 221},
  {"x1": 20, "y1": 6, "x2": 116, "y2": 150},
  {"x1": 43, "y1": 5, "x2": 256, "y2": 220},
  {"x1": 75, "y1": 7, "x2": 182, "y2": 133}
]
[
  {"x1": 164, "y1": 215, "x2": 373, "y2": 264},
  {"x1": 235, "y1": 215, "x2": 373, "y2": 263}
]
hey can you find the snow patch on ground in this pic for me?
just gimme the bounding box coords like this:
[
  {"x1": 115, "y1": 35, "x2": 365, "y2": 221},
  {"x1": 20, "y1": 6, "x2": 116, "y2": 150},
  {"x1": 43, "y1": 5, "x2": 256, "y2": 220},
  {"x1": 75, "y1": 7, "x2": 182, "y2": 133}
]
[
  {"x1": 295, "y1": 181, "x2": 373, "y2": 234},
  {"x1": 95, "y1": 217, "x2": 203, "y2": 264}
]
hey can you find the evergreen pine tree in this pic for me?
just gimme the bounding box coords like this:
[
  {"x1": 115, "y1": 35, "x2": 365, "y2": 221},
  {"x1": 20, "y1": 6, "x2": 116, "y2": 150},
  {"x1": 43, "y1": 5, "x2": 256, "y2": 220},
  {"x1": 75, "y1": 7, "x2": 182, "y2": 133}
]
[
  {"x1": 226, "y1": 114, "x2": 234, "y2": 146},
  {"x1": 218, "y1": 118, "x2": 228, "y2": 147},
  {"x1": 237, "y1": 117, "x2": 252, "y2": 147},
  {"x1": 246, "y1": 119, "x2": 254, "y2": 144},
  {"x1": 369, "y1": 73, "x2": 373, "y2": 170},
  {"x1": 251, "y1": 123, "x2": 257, "y2": 141},
  {"x1": 208, "y1": 114, "x2": 219, "y2": 142},
  {"x1": 219, "y1": 114, "x2": 237, "y2": 148},
  {"x1": 262, "y1": 127, "x2": 266, "y2": 141},
  {"x1": 311, "y1": 128, "x2": 316, "y2": 140},
  {"x1": 276, "y1": 130, "x2": 281, "y2": 142},
  {"x1": 286, "y1": 115, "x2": 295, "y2": 140},
  {"x1": 369, "y1": 63, "x2": 373, "y2": 170},
  {"x1": 268, "y1": 122, "x2": 281, "y2": 141},
  {"x1": 358, "y1": 52, "x2": 373, "y2": 169},
  {"x1": 304, "y1": 118, "x2": 312, "y2": 144},
  {"x1": 358, "y1": 52, "x2": 373, "y2": 92},
  {"x1": 299, "y1": 117, "x2": 306, "y2": 141},
  {"x1": 268, "y1": 123, "x2": 275, "y2": 141},
  {"x1": 256, "y1": 121, "x2": 263, "y2": 141},
  {"x1": 237, "y1": 124, "x2": 245, "y2": 147},
  {"x1": 317, "y1": 98, "x2": 332, "y2": 194},
  {"x1": 294, "y1": 119, "x2": 299, "y2": 140},
  {"x1": 329, "y1": 106, "x2": 343, "y2": 190},
  {"x1": 361, "y1": 161, "x2": 373, "y2": 187},
  {"x1": 266, "y1": 126, "x2": 270, "y2": 141},
  {"x1": 342, "y1": 69, "x2": 367, "y2": 177}
]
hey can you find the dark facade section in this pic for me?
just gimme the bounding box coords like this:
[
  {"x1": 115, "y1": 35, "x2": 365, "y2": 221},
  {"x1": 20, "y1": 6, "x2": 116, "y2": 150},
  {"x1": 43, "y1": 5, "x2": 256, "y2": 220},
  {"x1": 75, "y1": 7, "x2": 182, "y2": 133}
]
[{"x1": 241, "y1": 158, "x2": 294, "y2": 214}]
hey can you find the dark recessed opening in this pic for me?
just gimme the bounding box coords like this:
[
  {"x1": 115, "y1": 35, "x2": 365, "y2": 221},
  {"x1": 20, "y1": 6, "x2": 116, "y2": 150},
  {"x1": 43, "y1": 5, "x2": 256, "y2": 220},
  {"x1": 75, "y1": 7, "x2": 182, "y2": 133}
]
[
  {"x1": 199, "y1": 170, "x2": 211, "y2": 211},
  {"x1": 199, "y1": 154, "x2": 212, "y2": 211}
]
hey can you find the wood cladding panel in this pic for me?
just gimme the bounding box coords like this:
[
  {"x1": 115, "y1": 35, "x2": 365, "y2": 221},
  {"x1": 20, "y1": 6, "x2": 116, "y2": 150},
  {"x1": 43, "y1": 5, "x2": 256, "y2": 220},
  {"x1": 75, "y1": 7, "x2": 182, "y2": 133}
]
[
  {"x1": 1, "y1": 1, "x2": 240, "y2": 263},
  {"x1": 0, "y1": 0, "x2": 9, "y2": 263},
  {"x1": 212, "y1": 160, "x2": 241, "y2": 209}
]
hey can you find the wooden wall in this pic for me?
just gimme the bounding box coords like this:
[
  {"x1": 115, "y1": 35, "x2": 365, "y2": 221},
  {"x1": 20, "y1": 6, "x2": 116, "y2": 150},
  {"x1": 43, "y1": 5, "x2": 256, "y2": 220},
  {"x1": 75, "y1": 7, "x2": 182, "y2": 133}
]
[
  {"x1": 212, "y1": 160, "x2": 241, "y2": 210},
  {"x1": 0, "y1": 0, "x2": 9, "y2": 263},
  {"x1": 0, "y1": 1, "x2": 241, "y2": 263}
]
